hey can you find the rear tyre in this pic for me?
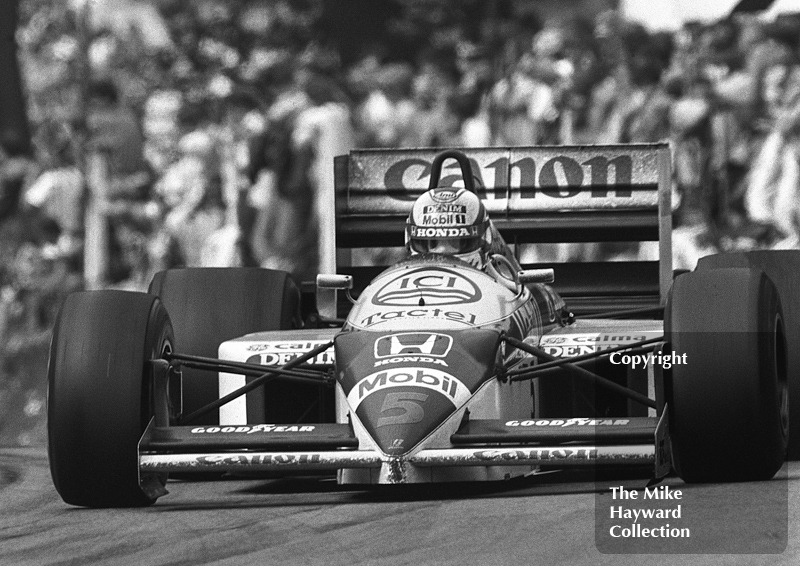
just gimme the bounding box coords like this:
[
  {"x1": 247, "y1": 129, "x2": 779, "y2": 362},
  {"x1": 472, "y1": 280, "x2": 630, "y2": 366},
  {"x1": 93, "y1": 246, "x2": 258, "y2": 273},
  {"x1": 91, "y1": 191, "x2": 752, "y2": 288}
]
[
  {"x1": 697, "y1": 250, "x2": 800, "y2": 459},
  {"x1": 666, "y1": 268, "x2": 788, "y2": 482},
  {"x1": 48, "y1": 291, "x2": 173, "y2": 507},
  {"x1": 148, "y1": 268, "x2": 301, "y2": 424}
]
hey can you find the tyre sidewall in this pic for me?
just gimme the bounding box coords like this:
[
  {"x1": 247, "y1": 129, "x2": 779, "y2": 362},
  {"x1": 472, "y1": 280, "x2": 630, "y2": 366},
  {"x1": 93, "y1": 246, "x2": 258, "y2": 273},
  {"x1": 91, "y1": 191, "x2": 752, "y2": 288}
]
[
  {"x1": 666, "y1": 268, "x2": 787, "y2": 482},
  {"x1": 148, "y1": 268, "x2": 299, "y2": 424},
  {"x1": 48, "y1": 291, "x2": 173, "y2": 507}
]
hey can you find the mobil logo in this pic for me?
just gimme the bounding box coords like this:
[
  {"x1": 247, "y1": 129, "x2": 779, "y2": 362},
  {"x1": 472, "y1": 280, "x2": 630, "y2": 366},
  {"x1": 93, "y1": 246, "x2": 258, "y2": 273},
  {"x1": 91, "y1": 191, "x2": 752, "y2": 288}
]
[
  {"x1": 350, "y1": 367, "x2": 472, "y2": 457},
  {"x1": 373, "y1": 268, "x2": 481, "y2": 306},
  {"x1": 347, "y1": 367, "x2": 471, "y2": 410},
  {"x1": 374, "y1": 332, "x2": 453, "y2": 359}
]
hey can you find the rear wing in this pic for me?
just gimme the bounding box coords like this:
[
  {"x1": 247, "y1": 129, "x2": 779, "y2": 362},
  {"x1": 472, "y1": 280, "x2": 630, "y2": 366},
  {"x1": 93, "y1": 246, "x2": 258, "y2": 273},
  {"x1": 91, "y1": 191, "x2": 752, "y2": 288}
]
[{"x1": 319, "y1": 144, "x2": 672, "y2": 317}]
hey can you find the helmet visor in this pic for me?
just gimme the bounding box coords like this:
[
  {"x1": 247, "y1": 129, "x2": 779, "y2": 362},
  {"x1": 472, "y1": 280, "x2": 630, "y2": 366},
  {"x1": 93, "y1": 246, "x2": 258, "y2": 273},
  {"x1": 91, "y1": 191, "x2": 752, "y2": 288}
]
[
  {"x1": 409, "y1": 236, "x2": 483, "y2": 255},
  {"x1": 408, "y1": 222, "x2": 487, "y2": 255}
]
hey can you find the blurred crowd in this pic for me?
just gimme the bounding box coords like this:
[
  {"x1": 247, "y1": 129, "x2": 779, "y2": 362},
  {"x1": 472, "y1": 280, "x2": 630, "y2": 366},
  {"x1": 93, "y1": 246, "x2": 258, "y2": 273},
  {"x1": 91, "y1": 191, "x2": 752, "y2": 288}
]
[
  {"x1": 4, "y1": 0, "x2": 800, "y2": 444},
  {"x1": 2, "y1": 0, "x2": 800, "y2": 335}
]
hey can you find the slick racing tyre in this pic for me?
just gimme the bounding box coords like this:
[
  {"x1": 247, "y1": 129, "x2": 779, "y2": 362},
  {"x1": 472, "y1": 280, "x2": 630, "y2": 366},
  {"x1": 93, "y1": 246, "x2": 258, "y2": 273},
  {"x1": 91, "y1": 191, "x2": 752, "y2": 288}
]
[
  {"x1": 48, "y1": 291, "x2": 173, "y2": 507},
  {"x1": 149, "y1": 268, "x2": 300, "y2": 424},
  {"x1": 697, "y1": 250, "x2": 800, "y2": 459},
  {"x1": 666, "y1": 268, "x2": 788, "y2": 483}
]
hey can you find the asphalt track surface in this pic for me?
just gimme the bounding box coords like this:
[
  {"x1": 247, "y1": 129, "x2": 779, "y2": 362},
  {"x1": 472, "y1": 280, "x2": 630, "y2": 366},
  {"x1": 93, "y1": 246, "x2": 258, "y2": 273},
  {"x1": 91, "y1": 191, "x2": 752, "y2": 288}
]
[{"x1": 2, "y1": 447, "x2": 799, "y2": 566}]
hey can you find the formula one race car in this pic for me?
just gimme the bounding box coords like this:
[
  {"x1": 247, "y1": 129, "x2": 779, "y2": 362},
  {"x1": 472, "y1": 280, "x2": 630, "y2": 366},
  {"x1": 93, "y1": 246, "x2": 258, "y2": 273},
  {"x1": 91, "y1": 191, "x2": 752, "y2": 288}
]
[{"x1": 47, "y1": 144, "x2": 797, "y2": 507}]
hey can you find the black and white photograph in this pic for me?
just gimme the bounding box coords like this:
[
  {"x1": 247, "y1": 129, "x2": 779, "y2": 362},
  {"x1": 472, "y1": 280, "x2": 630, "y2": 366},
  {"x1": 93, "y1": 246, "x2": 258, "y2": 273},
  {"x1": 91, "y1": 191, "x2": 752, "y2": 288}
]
[{"x1": 1, "y1": 0, "x2": 800, "y2": 564}]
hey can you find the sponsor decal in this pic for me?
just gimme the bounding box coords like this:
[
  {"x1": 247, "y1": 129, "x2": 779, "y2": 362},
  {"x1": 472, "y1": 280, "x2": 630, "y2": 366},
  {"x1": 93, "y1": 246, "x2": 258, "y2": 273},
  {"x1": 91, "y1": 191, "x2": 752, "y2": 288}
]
[
  {"x1": 190, "y1": 425, "x2": 315, "y2": 434},
  {"x1": 374, "y1": 356, "x2": 448, "y2": 367},
  {"x1": 374, "y1": 333, "x2": 453, "y2": 358},
  {"x1": 373, "y1": 268, "x2": 481, "y2": 307},
  {"x1": 242, "y1": 340, "x2": 334, "y2": 366},
  {"x1": 246, "y1": 341, "x2": 329, "y2": 352},
  {"x1": 410, "y1": 225, "x2": 478, "y2": 238},
  {"x1": 544, "y1": 345, "x2": 599, "y2": 357},
  {"x1": 505, "y1": 419, "x2": 630, "y2": 427},
  {"x1": 359, "y1": 308, "x2": 477, "y2": 328},
  {"x1": 472, "y1": 447, "x2": 597, "y2": 461},
  {"x1": 540, "y1": 334, "x2": 650, "y2": 345},
  {"x1": 347, "y1": 367, "x2": 471, "y2": 410},
  {"x1": 246, "y1": 351, "x2": 335, "y2": 367},
  {"x1": 419, "y1": 213, "x2": 467, "y2": 226},
  {"x1": 423, "y1": 204, "x2": 466, "y2": 214},
  {"x1": 430, "y1": 188, "x2": 459, "y2": 202},
  {"x1": 195, "y1": 453, "x2": 322, "y2": 466},
  {"x1": 539, "y1": 333, "x2": 659, "y2": 358},
  {"x1": 382, "y1": 154, "x2": 635, "y2": 200}
]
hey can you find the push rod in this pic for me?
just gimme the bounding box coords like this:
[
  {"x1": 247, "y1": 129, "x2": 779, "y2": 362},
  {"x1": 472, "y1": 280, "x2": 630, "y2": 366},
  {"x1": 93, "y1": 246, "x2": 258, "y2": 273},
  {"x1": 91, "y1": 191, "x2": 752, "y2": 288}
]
[
  {"x1": 167, "y1": 352, "x2": 329, "y2": 382},
  {"x1": 505, "y1": 336, "x2": 664, "y2": 377},
  {"x1": 578, "y1": 306, "x2": 665, "y2": 319},
  {"x1": 503, "y1": 336, "x2": 657, "y2": 409},
  {"x1": 177, "y1": 340, "x2": 334, "y2": 425}
]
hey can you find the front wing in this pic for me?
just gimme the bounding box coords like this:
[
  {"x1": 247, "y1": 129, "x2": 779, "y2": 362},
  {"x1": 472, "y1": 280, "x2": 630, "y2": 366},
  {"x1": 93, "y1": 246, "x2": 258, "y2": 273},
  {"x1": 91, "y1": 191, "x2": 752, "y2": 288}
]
[{"x1": 138, "y1": 411, "x2": 671, "y2": 483}]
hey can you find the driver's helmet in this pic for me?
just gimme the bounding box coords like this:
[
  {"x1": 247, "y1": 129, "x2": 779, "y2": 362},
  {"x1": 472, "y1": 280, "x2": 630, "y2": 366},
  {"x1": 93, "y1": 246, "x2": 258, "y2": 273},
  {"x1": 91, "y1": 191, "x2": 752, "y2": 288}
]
[{"x1": 405, "y1": 186, "x2": 492, "y2": 268}]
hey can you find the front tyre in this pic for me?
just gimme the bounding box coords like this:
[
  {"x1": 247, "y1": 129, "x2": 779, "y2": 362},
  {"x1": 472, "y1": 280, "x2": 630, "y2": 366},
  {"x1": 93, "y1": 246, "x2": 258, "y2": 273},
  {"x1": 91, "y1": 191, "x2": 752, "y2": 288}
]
[
  {"x1": 148, "y1": 268, "x2": 301, "y2": 425},
  {"x1": 697, "y1": 250, "x2": 800, "y2": 459},
  {"x1": 666, "y1": 268, "x2": 788, "y2": 483},
  {"x1": 48, "y1": 291, "x2": 174, "y2": 507}
]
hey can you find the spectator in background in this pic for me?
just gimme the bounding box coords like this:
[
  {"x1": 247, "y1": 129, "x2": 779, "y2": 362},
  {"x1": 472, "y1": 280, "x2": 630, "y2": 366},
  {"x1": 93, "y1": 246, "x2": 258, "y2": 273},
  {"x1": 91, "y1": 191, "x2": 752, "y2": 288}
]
[
  {"x1": 14, "y1": 1, "x2": 800, "y2": 294},
  {"x1": 21, "y1": 134, "x2": 83, "y2": 261},
  {"x1": 669, "y1": 76, "x2": 714, "y2": 227},
  {"x1": 404, "y1": 59, "x2": 461, "y2": 146},
  {"x1": 86, "y1": 79, "x2": 155, "y2": 283},
  {"x1": 247, "y1": 81, "x2": 316, "y2": 281},
  {"x1": 154, "y1": 130, "x2": 223, "y2": 269},
  {"x1": 87, "y1": 79, "x2": 151, "y2": 195},
  {"x1": 744, "y1": 34, "x2": 800, "y2": 240},
  {"x1": 355, "y1": 62, "x2": 416, "y2": 147},
  {"x1": 248, "y1": 47, "x2": 355, "y2": 282},
  {"x1": 293, "y1": 50, "x2": 357, "y2": 273},
  {"x1": 142, "y1": 90, "x2": 183, "y2": 175},
  {"x1": 488, "y1": 47, "x2": 556, "y2": 146},
  {"x1": 0, "y1": 131, "x2": 37, "y2": 222},
  {"x1": 453, "y1": 41, "x2": 493, "y2": 146}
]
